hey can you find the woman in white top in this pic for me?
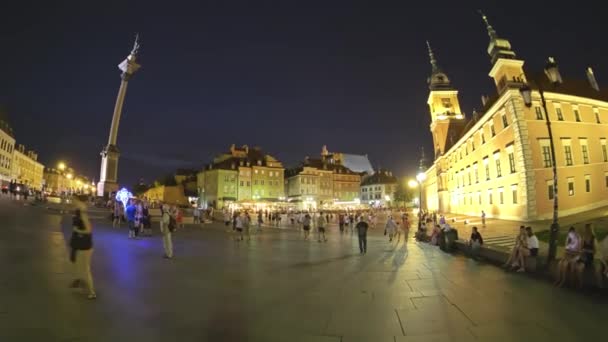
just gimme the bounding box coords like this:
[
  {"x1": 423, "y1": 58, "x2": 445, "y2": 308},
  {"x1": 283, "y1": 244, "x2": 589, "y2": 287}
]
[{"x1": 555, "y1": 226, "x2": 581, "y2": 287}]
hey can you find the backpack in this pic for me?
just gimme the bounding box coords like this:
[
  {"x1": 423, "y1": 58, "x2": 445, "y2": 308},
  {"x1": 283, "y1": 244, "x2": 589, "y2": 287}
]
[{"x1": 169, "y1": 216, "x2": 177, "y2": 232}]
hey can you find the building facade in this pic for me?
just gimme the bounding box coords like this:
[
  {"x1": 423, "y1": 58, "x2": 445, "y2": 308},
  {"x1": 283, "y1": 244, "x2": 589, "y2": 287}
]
[
  {"x1": 286, "y1": 158, "x2": 360, "y2": 210},
  {"x1": 360, "y1": 170, "x2": 398, "y2": 207},
  {"x1": 197, "y1": 145, "x2": 285, "y2": 209},
  {"x1": 421, "y1": 15, "x2": 608, "y2": 221},
  {"x1": 0, "y1": 120, "x2": 15, "y2": 185},
  {"x1": 11, "y1": 145, "x2": 44, "y2": 190}
]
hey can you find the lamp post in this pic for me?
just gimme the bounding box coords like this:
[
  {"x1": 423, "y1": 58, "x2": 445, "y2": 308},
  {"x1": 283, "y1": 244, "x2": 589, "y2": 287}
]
[
  {"x1": 519, "y1": 57, "x2": 562, "y2": 263},
  {"x1": 416, "y1": 172, "x2": 427, "y2": 229}
]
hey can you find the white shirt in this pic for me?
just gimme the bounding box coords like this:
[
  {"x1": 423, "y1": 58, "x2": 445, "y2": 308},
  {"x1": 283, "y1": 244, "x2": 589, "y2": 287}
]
[
  {"x1": 527, "y1": 235, "x2": 539, "y2": 249},
  {"x1": 566, "y1": 232, "x2": 580, "y2": 252}
]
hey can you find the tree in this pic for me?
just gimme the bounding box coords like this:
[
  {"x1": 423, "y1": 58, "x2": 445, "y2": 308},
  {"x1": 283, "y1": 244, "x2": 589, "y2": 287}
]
[
  {"x1": 393, "y1": 183, "x2": 414, "y2": 205},
  {"x1": 132, "y1": 178, "x2": 150, "y2": 196}
]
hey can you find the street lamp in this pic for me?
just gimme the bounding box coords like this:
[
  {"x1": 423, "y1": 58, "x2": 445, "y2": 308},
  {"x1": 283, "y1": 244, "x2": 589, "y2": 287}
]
[
  {"x1": 58, "y1": 162, "x2": 66, "y2": 171},
  {"x1": 519, "y1": 57, "x2": 562, "y2": 263}
]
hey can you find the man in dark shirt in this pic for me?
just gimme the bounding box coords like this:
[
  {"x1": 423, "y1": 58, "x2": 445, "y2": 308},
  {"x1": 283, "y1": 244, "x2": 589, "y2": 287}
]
[{"x1": 356, "y1": 217, "x2": 369, "y2": 255}]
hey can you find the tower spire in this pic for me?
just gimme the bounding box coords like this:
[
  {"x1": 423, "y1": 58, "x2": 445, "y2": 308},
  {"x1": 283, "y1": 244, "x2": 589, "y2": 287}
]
[
  {"x1": 478, "y1": 10, "x2": 497, "y2": 40},
  {"x1": 478, "y1": 11, "x2": 517, "y2": 65},
  {"x1": 426, "y1": 40, "x2": 438, "y2": 73}
]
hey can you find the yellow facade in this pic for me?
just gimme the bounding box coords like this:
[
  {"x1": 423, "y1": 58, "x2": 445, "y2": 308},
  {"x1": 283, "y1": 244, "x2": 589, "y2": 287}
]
[
  {"x1": 143, "y1": 185, "x2": 188, "y2": 205},
  {"x1": 197, "y1": 145, "x2": 285, "y2": 209},
  {"x1": 422, "y1": 16, "x2": 608, "y2": 221},
  {"x1": 11, "y1": 147, "x2": 44, "y2": 190}
]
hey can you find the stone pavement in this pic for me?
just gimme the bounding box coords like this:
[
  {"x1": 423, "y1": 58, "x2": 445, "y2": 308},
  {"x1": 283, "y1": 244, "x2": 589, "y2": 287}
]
[{"x1": 1, "y1": 196, "x2": 607, "y2": 341}]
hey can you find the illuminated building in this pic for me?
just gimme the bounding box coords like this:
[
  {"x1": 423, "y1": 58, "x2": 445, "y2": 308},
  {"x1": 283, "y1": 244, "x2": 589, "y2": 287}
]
[
  {"x1": 360, "y1": 170, "x2": 398, "y2": 207},
  {"x1": 0, "y1": 119, "x2": 15, "y2": 186},
  {"x1": 11, "y1": 144, "x2": 44, "y2": 190},
  {"x1": 44, "y1": 166, "x2": 93, "y2": 195},
  {"x1": 197, "y1": 145, "x2": 285, "y2": 209},
  {"x1": 286, "y1": 148, "x2": 363, "y2": 210},
  {"x1": 421, "y1": 15, "x2": 608, "y2": 221}
]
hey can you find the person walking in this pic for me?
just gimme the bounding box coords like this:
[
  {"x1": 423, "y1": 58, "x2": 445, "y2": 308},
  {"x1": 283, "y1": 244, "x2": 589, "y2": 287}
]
[
  {"x1": 142, "y1": 202, "x2": 152, "y2": 236},
  {"x1": 244, "y1": 212, "x2": 252, "y2": 241},
  {"x1": 257, "y1": 211, "x2": 263, "y2": 233},
  {"x1": 302, "y1": 213, "x2": 312, "y2": 240},
  {"x1": 317, "y1": 211, "x2": 328, "y2": 242},
  {"x1": 193, "y1": 206, "x2": 201, "y2": 224},
  {"x1": 356, "y1": 216, "x2": 369, "y2": 254},
  {"x1": 234, "y1": 212, "x2": 244, "y2": 242},
  {"x1": 385, "y1": 216, "x2": 398, "y2": 242},
  {"x1": 160, "y1": 204, "x2": 174, "y2": 259},
  {"x1": 135, "y1": 200, "x2": 143, "y2": 238},
  {"x1": 125, "y1": 199, "x2": 137, "y2": 239},
  {"x1": 112, "y1": 201, "x2": 122, "y2": 228},
  {"x1": 481, "y1": 210, "x2": 486, "y2": 227},
  {"x1": 69, "y1": 200, "x2": 96, "y2": 299},
  {"x1": 339, "y1": 214, "x2": 345, "y2": 234},
  {"x1": 175, "y1": 207, "x2": 184, "y2": 229}
]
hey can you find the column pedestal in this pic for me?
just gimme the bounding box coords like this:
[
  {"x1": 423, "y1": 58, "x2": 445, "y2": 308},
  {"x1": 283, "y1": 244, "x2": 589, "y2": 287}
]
[{"x1": 97, "y1": 144, "x2": 120, "y2": 197}]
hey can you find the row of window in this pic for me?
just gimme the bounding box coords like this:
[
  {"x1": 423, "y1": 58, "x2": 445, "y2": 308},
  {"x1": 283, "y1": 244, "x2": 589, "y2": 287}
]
[
  {"x1": 0, "y1": 154, "x2": 11, "y2": 170},
  {"x1": 452, "y1": 184, "x2": 519, "y2": 206},
  {"x1": 546, "y1": 174, "x2": 603, "y2": 199},
  {"x1": 535, "y1": 104, "x2": 603, "y2": 124},
  {"x1": 452, "y1": 146, "x2": 517, "y2": 188},
  {"x1": 362, "y1": 186, "x2": 383, "y2": 192},
  {"x1": 539, "y1": 138, "x2": 607, "y2": 168},
  {"x1": 238, "y1": 179, "x2": 281, "y2": 187},
  {"x1": 362, "y1": 194, "x2": 385, "y2": 200},
  {"x1": 0, "y1": 139, "x2": 14, "y2": 154}
]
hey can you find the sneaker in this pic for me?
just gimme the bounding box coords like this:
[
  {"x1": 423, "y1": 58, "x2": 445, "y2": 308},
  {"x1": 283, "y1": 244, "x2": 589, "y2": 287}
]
[
  {"x1": 87, "y1": 293, "x2": 97, "y2": 300},
  {"x1": 516, "y1": 267, "x2": 525, "y2": 273}
]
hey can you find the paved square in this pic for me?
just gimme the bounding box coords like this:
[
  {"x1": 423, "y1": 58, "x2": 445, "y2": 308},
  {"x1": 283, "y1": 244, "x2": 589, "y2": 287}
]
[{"x1": 1, "y1": 197, "x2": 606, "y2": 341}]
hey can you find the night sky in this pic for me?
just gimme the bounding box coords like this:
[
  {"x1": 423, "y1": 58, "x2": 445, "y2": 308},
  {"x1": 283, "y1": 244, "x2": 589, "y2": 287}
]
[{"x1": 1, "y1": 1, "x2": 606, "y2": 186}]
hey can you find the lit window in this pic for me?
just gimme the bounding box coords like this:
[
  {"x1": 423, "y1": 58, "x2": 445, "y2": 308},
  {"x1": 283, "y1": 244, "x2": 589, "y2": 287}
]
[
  {"x1": 499, "y1": 187, "x2": 504, "y2": 204},
  {"x1": 508, "y1": 152, "x2": 516, "y2": 173},
  {"x1": 511, "y1": 185, "x2": 518, "y2": 204},
  {"x1": 540, "y1": 139, "x2": 552, "y2": 168},
  {"x1": 494, "y1": 153, "x2": 502, "y2": 177},
  {"x1": 562, "y1": 139, "x2": 573, "y2": 166},
  {"x1": 535, "y1": 106, "x2": 544, "y2": 120},
  {"x1": 556, "y1": 107, "x2": 564, "y2": 121},
  {"x1": 473, "y1": 163, "x2": 479, "y2": 183},
  {"x1": 585, "y1": 175, "x2": 591, "y2": 193},
  {"x1": 568, "y1": 178, "x2": 575, "y2": 196},
  {"x1": 582, "y1": 145, "x2": 590, "y2": 164},
  {"x1": 484, "y1": 157, "x2": 490, "y2": 180}
]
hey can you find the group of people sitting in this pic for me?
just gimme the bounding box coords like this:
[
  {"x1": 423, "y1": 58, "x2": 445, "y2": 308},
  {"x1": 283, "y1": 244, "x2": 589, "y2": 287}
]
[
  {"x1": 503, "y1": 226, "x2": 539, "y2": 272},
  {"x1": 554, "y1": 224, "x2": 608, "y2": 288}
]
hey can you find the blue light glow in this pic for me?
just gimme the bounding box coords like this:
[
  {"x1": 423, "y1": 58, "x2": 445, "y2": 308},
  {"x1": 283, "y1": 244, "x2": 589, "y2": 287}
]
[{"x1": 116, "y1": 188, "x2": 132, "y2": 207}]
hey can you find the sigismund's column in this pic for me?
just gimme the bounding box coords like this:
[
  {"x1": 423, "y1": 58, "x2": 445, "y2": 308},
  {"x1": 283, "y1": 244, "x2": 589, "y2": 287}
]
[{"x1": 97, "y1": 35, "x2": 141, "y2": 198}]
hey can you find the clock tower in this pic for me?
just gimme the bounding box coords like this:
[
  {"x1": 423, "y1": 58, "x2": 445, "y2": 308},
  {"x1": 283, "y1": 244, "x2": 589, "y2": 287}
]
[{"x1": 426, "y1": 41, "x2": 466, "y2": 159}]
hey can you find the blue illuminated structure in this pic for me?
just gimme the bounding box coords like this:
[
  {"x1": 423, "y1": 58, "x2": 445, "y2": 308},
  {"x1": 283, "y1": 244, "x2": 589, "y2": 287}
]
[{"x1": 115, "y1": 188, "x2": 133, "y2": 207}]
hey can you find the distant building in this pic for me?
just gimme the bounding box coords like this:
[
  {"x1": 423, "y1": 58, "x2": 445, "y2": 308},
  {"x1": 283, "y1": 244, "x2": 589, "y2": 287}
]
[
  {"x1": 360, "y1": 170, "x2": 398, "y2": 207},
  {"x1": 0, "y1": 119, "x2": 15, "y2": 186},
  {"x1": 11, "y1": 144, "x2": 44, "y2": 190},
  {"x1": 320, "y1": 145, "x2": 374, "y2": 174},
  {"x1": 143, "y1": 185, "x2": 188, "y2": 206},
  {"x1": 286, "y1": 157, "x2": 361, "y2": 210},
  {"x1": 421, "y1": 15, "x2": 608, "y2": 221},
  {"x1": 197, "y1": 145, "x2": 285, "y2": 209}
]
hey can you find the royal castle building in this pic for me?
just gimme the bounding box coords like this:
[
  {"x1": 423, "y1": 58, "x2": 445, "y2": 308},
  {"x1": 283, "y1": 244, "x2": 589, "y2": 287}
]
[{"x1": 421, "y1": 14, "x2": 608, "y2": 221}]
